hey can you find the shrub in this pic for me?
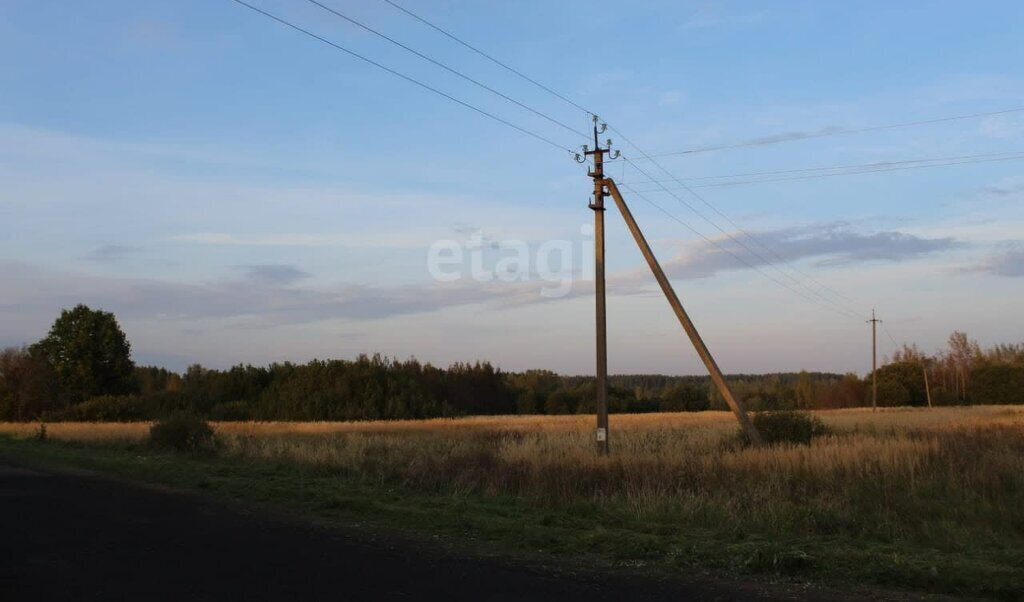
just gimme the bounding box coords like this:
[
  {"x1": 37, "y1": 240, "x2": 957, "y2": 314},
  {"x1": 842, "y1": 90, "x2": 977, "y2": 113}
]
[
  {"x1": 744, "y1": 410, "x2": 831, "y2": 446},
  {"x1": 209, "y1": 401, "x2": 252, "y2": 421},
  {"x1": 970, "y1": 363, "x2": 1024, "y2": 406},
  {"x1": 149, "y1": 413, "x2": 217, "y2": 454},
  {"x1": 69, "y1": 395, "x2": 149, "y2": 422}
]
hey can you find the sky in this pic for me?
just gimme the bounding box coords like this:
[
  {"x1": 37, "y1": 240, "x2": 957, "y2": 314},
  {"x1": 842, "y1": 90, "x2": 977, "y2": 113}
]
[{"x1": 1, "y1": 0, "x2": 1022, "y2": 375}]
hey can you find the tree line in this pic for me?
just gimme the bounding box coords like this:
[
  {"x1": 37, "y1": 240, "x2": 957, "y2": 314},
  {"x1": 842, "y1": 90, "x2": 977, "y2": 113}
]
[{"x1": 1, "y1": 305, "x2": 1021, "y2": 422}]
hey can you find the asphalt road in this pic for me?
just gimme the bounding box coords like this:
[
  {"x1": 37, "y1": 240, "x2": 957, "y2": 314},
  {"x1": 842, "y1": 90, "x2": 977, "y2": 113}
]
[{"x1": 0, "y1": 463, "x2": 842, "y2": 601}]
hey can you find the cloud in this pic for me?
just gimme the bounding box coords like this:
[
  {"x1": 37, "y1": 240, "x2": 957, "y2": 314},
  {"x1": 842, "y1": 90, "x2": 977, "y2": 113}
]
[
  {"x1": 84, "y1": 245, "x2": 142, "y2": 262},
  {"x1": 679, "y1": 10, "x2": 766, "y2": 31},
  {"x1": 978, "y1": 115, "x2": 1024, "y2": 139},
  {"x1": 981, "y1": 181, "x2": 1024, "y2": 197},
  {"x1": 125, "y1": 20, "x2": 178, "y2": 49},
  {"x1": 0, "y1": 261, "x2": 529, "y2": 329},
  {"x1": 169, "y1": 232, "x2": 427, "y2": 249},
  {"x1": 647, "y1": 222, "x2": 958, "y2": 281},
  {"x1": 0, "y1": 223, "x2": 961, "y2": 333},
  {"x1": 237, "y1": 265, "x2": 311, "y2": 286},
  {"x1": 658, "y1": 91, "x2": 685, "y2": 107},
  {"x1": 961, "y1": 244, "x2": 1024, "y2": 277}
]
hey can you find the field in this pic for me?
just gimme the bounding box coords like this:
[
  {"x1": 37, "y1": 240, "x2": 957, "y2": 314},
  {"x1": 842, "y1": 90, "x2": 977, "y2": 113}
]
[{"x1": 2, "y1": 406, "x2": 1023, "y2": 599}]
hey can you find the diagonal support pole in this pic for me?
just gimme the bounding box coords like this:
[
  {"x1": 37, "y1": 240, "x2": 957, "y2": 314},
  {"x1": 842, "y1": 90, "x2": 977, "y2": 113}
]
[{"x1": 604, "y1": 178, "x2": 764, "y2": 447}]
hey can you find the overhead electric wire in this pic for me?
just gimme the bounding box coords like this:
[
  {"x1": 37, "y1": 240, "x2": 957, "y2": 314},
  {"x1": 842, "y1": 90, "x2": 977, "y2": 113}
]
[
  {"x1": 882, "y1": 323, "x2": 900, "y2": 348},
  {"x1": 629, "y1": 151, "x2": 1024, "y2": 192},
  {"x1": 376, "y1": 0, "x2": 868, "y2": 318},
  {"x1": 379, "y1": 0, "x2": 596, "y2": 117},
  {"x1": 301, "y1": 0, "x2": 588, "y2": 139},
  {"x1": 611, "y1": 124, "x2": 866, "y2": 314},
  {"x1": 627, "y1": 150, "x2": 1024, "y2": 186},
  {"x1": 639, "y1": 107, "x2": 1024, "y2": 159},
  {"x1": 618, "y1": 155, "x2": 866, "y2": 319},
  {"x1": 227, "y1": 0, "x2": 575, "y2": 153},
  {"x1": 618, "y1": 179, "x2": 865, "y2": 321}
]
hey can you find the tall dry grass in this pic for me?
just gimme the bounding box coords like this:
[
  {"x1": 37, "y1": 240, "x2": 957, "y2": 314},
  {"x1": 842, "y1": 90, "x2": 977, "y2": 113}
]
[{"x1": 3, "y1": 406, "x2": 1022, "y2": 546}]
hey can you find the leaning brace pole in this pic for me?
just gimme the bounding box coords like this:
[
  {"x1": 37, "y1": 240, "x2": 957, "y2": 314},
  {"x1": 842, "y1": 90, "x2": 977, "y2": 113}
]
[{"x1": 604, "y1": 178, "x2": 764, "y2": 447}]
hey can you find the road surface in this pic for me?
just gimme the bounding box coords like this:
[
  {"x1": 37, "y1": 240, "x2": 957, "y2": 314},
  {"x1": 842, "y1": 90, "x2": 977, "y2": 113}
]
[{"x1": 0, "y1": 463, "x2": 846, "y2": 601}]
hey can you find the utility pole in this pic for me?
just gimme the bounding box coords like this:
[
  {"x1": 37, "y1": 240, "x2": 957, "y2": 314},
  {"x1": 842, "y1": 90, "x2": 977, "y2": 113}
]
[
  {"x1": 578, "y1": 123, "x2": 763, "y2": 448},
  {"x1": 923, "y1": 364, "x2": 933, "y2": 408},
  {"x1": 584, "y1": 116, "x2": 610, "y2": 455},
  {"x1": 867, "y1": 309, "x2": 881, "y2": 411}
]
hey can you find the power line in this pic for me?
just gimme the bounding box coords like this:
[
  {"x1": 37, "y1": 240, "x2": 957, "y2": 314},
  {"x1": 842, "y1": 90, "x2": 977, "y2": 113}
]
[
  {"x1": 613, "y1": 127, "x2": 866, "y2": 315},
  {"x1": 372, "y1": 2, "x2": 868, "y2": 323},
  {"x1": 369, "y1": 0, "x2": 885, "y2": 317},
  {"x1": 618, "y1": 180, "x2": 865, "y2": 321},
  {"x1": 373, "y1": 0, "x2": 869, "y2": 316},
  {"x1": 627, "y1": 150, "x2": 1024, "y2": 186},
  {"x1": 301, "y1": 0, "x2": 588, "y2": 139},
  {"x1": 372, "y1": 0, "x2": 859, "y2": 316},
  {"x1": 227, "y1": 0, "x2": 575, "y2": 153},
  {"x1": 882, "y1": 323, "x2": 900, "y2": 348},
  {"x1": 379, "y1": 0, "x2": 595, "y2": 117},
  {"x1": 629, "y1": 151, "x2": 1024, "y2": 192},
  {"x1": 240, "y1": 0, "x2": 872, "y2": 320},
  {"x1": 639, "y1": 107, "x2": 1024, "y2": 159}
]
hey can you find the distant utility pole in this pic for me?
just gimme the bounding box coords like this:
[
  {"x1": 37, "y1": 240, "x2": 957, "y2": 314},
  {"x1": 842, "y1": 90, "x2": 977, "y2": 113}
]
[
  {"x1": 867, "y1": 309, "x2": 881, "y2": 411},
  {"x1": 923, "y1": 364, "x2": 933, "y2": 408},
  {"x1": 579, "y1": 117, "x2": 763, "y2": 450}
]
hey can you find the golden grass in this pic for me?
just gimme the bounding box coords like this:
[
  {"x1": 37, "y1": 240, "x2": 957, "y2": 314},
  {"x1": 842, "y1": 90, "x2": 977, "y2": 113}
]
[
  {"x1": 4, "y1": 406, "x2": 1022, "y2": 595},
  {"x1": 4, "y1": 406, "x2": 1023, "y2": 520},
  {"x1": 4, "y1": 406, "x2": 1021, "y2": 507}
]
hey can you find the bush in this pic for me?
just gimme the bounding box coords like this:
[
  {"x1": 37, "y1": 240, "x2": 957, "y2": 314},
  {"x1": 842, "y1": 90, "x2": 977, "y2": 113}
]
[
  {"x1": 66, "y1": 395, "x2": 149, "y2": 422},
  {"x1": 149, "y1": 413, "x2": 217, "y2": 454},
  {"x1": 970, "y1": 363, "x2": 1024, "y2": 406},
  {"x1": 208, "y1": 400, "x2": 252, "y2": 421},
  {"x1": 745, "y1": 410, "x2": 831, "y2": 446}
]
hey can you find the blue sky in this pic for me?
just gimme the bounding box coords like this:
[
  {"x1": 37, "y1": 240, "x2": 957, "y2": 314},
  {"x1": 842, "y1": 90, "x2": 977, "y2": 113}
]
[{"x1": 1, "y1": 0, "x2": 1022, "y2": 374}]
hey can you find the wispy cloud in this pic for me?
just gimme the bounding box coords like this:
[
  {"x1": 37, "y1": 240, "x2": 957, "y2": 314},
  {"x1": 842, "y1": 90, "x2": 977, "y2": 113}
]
[
  {"x1": 640, "y1": 222, "x2": 959, "y2": 281},
  {"x1": 960, "y1": 243, "x2": 1024, "y2": 277},
  {"x1": 981, "y1": 180, "x2": 1024, "y2": 197},
  {"x1": 978, "y1": 114, "x2": 1024, "y2": 139},
  {"x1": 83, "y1": 244, "x2": 142, "y2": 263},
  {"x1": 237, "y1": 264, "x2": 311, "y2": 286},
  {"x1": 169, "y1": 232, "x2": 428, "y2": 249},
  {"x1": 679, "y1": 9, "x2": 766, "y2": 31},
  {"x1": 658, "y1": 91, "x2": 685, "y2": 107}
]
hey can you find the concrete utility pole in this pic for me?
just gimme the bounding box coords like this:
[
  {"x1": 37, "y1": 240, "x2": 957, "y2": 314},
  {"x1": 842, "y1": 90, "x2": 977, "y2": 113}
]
[
  {"x1": 578, "y1": 125, "x2": 763, "y2": 449},
  {"x1": 867, "y1": 309, "x2": 881, "y2": 411},
  {"x1": 583, "y1": 117, "x2": 611, "y2": 455}
]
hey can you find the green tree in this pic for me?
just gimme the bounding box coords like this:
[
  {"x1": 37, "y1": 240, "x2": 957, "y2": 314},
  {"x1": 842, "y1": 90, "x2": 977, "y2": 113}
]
[
  {"x1": 0, "y1": 347, "x2": 58, "y2": 420},
  {"x1": 874, "y1": 361, "x2": 927, "y2": 406},
  {"x1": 970, "y1": 363, "x2": 1024, "y2": 405},
  {"x1": 31, "y1": 305, "x2": 135, "y2": 404},
  {"x1": 660, "y1": 381, "x2": 709, "y2": 412}
]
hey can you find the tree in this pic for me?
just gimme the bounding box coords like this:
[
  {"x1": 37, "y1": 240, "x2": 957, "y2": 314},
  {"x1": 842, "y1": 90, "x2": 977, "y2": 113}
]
[
  {"x1": 660, "y1": 381, "x2": 709, "y2": 412},
  {"x1": 970, "y1": 363, "x2": 1024, "y2": 406},
  {"x1": 31, "y1": 305, "x2": 135, "y2": 404},
  {"x1": 0, "y1": 347, "x2": 58, "y2": 420},
  {"x1": 874, "y1": 361, "x2": 928, "y2": 406}
]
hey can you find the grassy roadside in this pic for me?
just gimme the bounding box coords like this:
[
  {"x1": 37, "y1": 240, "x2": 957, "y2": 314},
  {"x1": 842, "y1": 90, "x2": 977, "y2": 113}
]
[{"x1": 1, "y1": 434, "x2": 1020, "y2": 600}]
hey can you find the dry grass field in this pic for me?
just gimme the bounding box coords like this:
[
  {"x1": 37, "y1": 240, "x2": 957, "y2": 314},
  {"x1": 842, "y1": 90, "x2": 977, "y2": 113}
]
[
  {"x1": 3, "y1": 406, "x2": 1023, "y2": 507},
  {"x1": 3, "y1": 406, "x2": 1023, "y2": 597}
]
